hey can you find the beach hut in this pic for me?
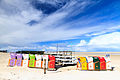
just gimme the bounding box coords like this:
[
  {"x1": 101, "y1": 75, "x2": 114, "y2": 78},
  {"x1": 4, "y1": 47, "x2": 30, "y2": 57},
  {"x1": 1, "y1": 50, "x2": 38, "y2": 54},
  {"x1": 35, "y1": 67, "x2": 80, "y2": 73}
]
[
  {"x1": 35, "y1": 54, "x2": 42, "y2": 68},
  {"x1": 77, "y1": 57, "x2": 81, "y2": 69},
  {"x1": 86, "y1": 56, "x2": 94, "y2": 70},
  {"x1": 8, "y1": 53, "x2": 16, "y2": 66},
  {"x1": 16, "y1": 54, "x2": 23, "y2": 66},
  {"x1": 43, "y1": 55, "x2": 48, "y2": 68},
  {"x1": 98, "y1": 57, "x2": 106, "y2": 70},
  {"x1": 28, "y1": 54, "x2": 36, "y2": 67},
  {"x1": 48, "y1": 55, "x2": 56, "y2": 70},
  {"x1": 22, "y1": 54, "x2": 29, "y2": 67},
  {"x1": 93, "y1": 56, "x2": 100, "y2": 70},
  {"x1": 79, "y1": 57, "x2": 87, "y2": 70},
  {"x1": 105, "y1": 57, "x2": 111, "y2": 70}
]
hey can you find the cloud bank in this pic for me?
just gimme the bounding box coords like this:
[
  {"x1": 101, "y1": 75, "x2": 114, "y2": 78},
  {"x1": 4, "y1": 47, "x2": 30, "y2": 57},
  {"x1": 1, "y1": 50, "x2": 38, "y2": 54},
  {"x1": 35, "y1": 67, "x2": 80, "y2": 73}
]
[{"x1": 75, "y1": 32, "x2": 120, "y2": 52}]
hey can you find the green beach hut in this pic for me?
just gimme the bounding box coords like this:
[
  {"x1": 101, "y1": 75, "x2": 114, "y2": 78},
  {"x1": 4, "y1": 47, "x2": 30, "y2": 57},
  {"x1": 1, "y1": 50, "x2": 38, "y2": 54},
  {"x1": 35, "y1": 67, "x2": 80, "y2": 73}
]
[
  {"x1": 28, "y1": 54, "x2": 35, "y2": 67},
  {"x1": 93, "y1": 56, "x2": 100, "y2": 70}
]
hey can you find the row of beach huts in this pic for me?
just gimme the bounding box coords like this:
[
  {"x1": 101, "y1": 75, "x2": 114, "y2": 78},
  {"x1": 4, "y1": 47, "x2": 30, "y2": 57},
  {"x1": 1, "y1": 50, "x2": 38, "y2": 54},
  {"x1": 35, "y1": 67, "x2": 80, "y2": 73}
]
[
  {"x1": 77, "y1": 56, "x2": 112, "y2": 71},
  {"x1": 8, "y1": 51, "x2": 112, "y2": 71},
  {"x1": 8, "y1": 53, "x2": 56, "y2": 70}
]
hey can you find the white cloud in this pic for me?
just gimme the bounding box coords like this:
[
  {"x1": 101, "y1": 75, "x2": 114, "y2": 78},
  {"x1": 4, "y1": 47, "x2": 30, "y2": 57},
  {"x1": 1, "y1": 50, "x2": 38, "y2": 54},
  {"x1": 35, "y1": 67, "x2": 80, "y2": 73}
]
[
  {"x1": 0, "y1": 45, "x2": 45, "y2": 52},
  {"x1": 74, "y1": 32, "x2": 120, "y2": 51},
  {"x1": 0, "y1": 0, "x2": 101, "y2": 47},
  {"x1": 88, "y1": 32, "x2": 120, "y2": 46},
  {"x1": 74, "y1": 47, "x2": 87, "y2": 52},
  {"x1": 85, "y1": 25, "x2": 120, "y2": 36},
  {"x1": 76, "y1": 40, "x2": 87, "y2": 46},
  {"x1": 1, "y1": 32, "x2": 120, "y2": 52},
  {"x1": 47, "y1": 47, "x2": 57, "y2": 50}
]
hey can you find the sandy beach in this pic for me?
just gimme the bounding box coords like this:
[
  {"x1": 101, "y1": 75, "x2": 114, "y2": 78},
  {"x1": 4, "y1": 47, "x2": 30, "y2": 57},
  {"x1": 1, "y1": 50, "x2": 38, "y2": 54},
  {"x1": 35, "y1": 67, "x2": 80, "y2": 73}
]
[{"x1": 0, "y1": 52, "x2": 120, "y2": 80}]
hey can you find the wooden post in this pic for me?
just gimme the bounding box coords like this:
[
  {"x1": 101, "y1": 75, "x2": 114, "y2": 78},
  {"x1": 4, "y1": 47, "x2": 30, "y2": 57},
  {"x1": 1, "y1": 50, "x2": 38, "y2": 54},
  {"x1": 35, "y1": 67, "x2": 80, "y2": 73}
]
[{"x1": 44, "y1": 59, "x2": 46, "y2": 74}]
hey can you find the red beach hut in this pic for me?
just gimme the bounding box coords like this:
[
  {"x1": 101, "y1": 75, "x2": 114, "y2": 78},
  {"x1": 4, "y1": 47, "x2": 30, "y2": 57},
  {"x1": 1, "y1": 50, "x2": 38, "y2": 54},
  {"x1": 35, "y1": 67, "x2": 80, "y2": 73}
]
[
  {"x1": 48, "y1": 55, "x2": 56, "y2": 70},
  {"x1": 98, "y1": 57, "x2": 106, "y2": 70}
]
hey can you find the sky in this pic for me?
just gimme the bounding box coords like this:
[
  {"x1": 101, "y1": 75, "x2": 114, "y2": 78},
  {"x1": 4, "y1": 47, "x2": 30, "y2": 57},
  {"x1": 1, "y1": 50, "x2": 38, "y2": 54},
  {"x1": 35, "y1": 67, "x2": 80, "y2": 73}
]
[{"x1": 0, "y1": 0, "x2": 120, "y2": 52}]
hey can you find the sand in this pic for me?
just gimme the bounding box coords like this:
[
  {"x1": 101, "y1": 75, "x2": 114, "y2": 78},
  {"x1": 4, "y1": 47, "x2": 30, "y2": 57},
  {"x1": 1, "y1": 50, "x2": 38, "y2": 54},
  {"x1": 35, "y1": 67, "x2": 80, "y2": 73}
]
[{"x1": 0, "y1": 52, "x2": 120, "y2": 80}]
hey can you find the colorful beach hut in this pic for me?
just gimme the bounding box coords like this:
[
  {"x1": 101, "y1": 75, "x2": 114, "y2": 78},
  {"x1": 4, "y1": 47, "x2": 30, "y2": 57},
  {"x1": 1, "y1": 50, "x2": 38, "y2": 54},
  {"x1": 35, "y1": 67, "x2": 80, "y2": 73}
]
[
  {"x1": 93, "y1": 56, "x2": 100, "y2": 70},
  {"x1": 48, "y1": 55, "x2": 56, "y2": 70},
  {"x1": 86, "y1": 56, "x2": 94, "y2": 70},
  {"x1": 105, "y1": 57, "x2": 111, "y2": 70},
  {"x1": 35, "y1": 54, "x2": 42, "y2": 68},
  {"x1": 16, "y1": 54, "x2": 23, "y2": 66},
  {"x1": 28, "y1": 54, "x2": 36, "y2": 67},
  {"x1": 8, "y1": 53, "x2": 16, "y2": 66},
  {"x1": 77, "y1": 57, "x2": 81, "y2": 69},
  {"x1": 79, "y1": 57, "x2": 87, "y2": 70},
  {"x1": 22, "y1": 54, "x2": 29, "y2": 67},
  {"x1": 98, "y1": 57, "x2": 106, "y2": 70}
]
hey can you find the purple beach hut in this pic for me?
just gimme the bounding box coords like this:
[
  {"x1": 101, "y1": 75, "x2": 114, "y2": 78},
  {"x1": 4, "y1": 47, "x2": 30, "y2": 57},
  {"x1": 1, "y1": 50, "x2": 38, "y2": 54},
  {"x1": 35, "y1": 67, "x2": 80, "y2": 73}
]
[
  {"x1": 16, "y1": 54, "x2": 23, "y2": 66},
  {"x1": 9, "y1": 53, "x2": 16, "y2": 66}
]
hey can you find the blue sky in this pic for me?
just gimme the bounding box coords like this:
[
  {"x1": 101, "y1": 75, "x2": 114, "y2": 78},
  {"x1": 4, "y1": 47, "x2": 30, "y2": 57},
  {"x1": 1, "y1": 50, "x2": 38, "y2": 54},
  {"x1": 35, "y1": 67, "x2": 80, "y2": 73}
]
[{"x1": 0, "y1": 0, "x2": 120, "y2": 52}]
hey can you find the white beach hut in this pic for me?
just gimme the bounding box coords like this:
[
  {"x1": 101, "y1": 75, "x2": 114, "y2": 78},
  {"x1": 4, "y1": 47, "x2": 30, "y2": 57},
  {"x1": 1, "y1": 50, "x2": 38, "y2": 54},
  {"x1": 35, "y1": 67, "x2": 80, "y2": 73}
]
[
  {"x1": 22, "y1": 54, "x2": 29, "y2": 67},
  {"x1": 105, "y1": 57, "x2": 111, "y2": 70},
  {"x1": 35, "y1": 54, "x2": 42, "y2": 68},
  {"x1": 86, "y1": 56, "x2": 94, "y2": 70}
]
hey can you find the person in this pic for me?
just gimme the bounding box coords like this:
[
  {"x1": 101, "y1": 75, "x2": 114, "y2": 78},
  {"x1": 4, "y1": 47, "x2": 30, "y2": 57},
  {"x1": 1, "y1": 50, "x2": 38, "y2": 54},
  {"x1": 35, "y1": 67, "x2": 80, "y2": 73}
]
[{"x1": 105, "y1": 54, "x2": 110, "y2": 57}]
